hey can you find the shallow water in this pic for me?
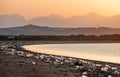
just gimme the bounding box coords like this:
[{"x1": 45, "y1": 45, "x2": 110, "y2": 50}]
[{"x1": 23, "y1": 43, "x2": 120, "y2": 64}]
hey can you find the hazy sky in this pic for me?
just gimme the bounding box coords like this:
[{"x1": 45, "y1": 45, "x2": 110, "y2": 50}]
[{"x1": 0, "y1": 0, "x2": 120, "y2": 19}]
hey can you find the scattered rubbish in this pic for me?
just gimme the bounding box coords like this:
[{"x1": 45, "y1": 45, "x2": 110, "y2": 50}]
[
  {"x1": 32, "y1": 61, "x2": 36, "y2": 65},
  {"x1": 0, "y1": 42, "x2": 120, "y2": 77}
]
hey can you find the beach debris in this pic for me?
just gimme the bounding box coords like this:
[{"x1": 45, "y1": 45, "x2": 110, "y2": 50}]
[
  {"x1": 82, "y1": 74, "x2": 88, "y2": 77},
  {"x1": 114, "y1": 70, "x2": 120, "y2": 75},
  {"x1": 60, "y1": 62, "x2": 63, "y2": 65},
  {"x1": 74, "y1": 61, "x2": 83, "y2": 70},
  {"x1": 82, "y1": 71, "x2": 87, "y2": 75},
  {"x1": 35, "y1": 56, "x2": 39, "y2": 59},
  {"x1": 108, "y1": 75, "x2": 112, "y2": 77},
  {"x1": 26, "y1": 53, "x2": 33, "y2": 57},
  {"x1": 0, "y1": 42, "x2": 120, "y2": 77},
  {"x1": 75, "y1": 65, "x2": 81, "y2": 70},
  {"x1": 32, "y1": 61, "x2": 36, "y2": 65},
  {"x1": 101, "y1": 66, "x2": 109, "y2": 71},
  {"x1": 39, "y1": 54, "x2": 45, "y2": 59},
  {"x1": 65, "y1": 60, "x2": 69, "y2": 63},
  {"x1": 111, "y1": 67, "x2": 117, "y2": 70},
  {"x1": 46, "y1": 58, "x2": 52, "y2": 63},
  {"x1": 94, "y1": 63, "x2": 102, "y2": 67}
]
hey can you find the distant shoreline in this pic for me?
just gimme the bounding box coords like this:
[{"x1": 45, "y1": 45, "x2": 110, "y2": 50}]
[{"x1": 1, "y1": 41, "x2": 120, "y2": 45}]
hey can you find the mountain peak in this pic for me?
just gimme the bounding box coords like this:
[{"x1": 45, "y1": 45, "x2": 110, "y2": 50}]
[
  {"x1": 24, "y1": 24, "x2": 39, "y2": 27},
  {"x1": 49, "y1": 13, "x2": 63, "y2": 18},
  {"x1": 23, "y1": 24, "x2": 50, "y2": 29}
]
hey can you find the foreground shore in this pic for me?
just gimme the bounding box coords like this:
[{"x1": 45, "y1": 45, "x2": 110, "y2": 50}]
[{"x1": 0, "y1": 41, "x2": 120, "y2": 77}]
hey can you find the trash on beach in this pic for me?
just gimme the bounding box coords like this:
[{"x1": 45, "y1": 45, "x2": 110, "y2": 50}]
[
  {"x1": 32, "y1": 61, "x2": 36, "y2": 65},
  {"x1": 101, "y1": 66, "x2": 109, "y2": 71},
  {"x1": 82, "y1": 71, "x2": 87, "y2": 75},
  {"x1": 94, "y1": 63, "x2": 102, "y2": 67},
  {"x1": 105, "y1": 64, "x2": 111, "y2": 68},
  {"x1": 39, "y1": 55, "x2": 45, "y2": 59},
  {"x1": 26, "y1": 53, "x2": 33, "y2": 57},
  {"x1": 111, "y1": 67, "x2": 117, "y2": 70},
  {"x1": 114, "y1": 70, "x2": 120, "y2": 75},
  {"x1": 60, "y1": 62, "x2": 63, "y2": 65},
  {"x1": 1, "y1": 42, "x2": 120, "y2": 77},
  {"x1": 108, "y1": 75, "x2": 112, "y2": 77},
  {"x1": 82, "y1": 74, "x2": 88, "y2": 77},
  {"x1": 46, "y1": 58, "x2": 52, "y2": 63},
  {"x1": 74, "y1": 61, "x2": 83, "y2": 66},
  {"x1": 17, "y1": 51, "x2": 24, "y2": 56},
  {"x1": 75, "y1": 65, "x2": 81, "y2": 70},
  {"x1": 55, "y1": 59, "x2": 60, "y2": 63},
  {"x1": 65, "y1": 60, "x2": 69, "y2": 63},
  {"x1": 35, "y1": 56, "x2": 39, "y2": 59},
  {"x1": 74, "y1": 61, "x2": 83, "y2": 70},
  {"x1": 53, "y1": 61, "x2": 62, "y2": 65}
]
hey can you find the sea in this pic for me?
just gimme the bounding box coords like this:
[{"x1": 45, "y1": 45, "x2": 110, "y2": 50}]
[{"x1": 23, "y1": 43, "x2": 120, "y2": 64}]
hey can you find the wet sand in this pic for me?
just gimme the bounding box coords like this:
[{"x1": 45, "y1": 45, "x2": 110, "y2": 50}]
[{"x1": 0, "y1": 41, "x2": 120, "y2": 77}]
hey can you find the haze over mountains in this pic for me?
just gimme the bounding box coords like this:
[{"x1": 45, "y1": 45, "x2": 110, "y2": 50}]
[
  {"x1": 0, "y1": 14, "x2": 26, "y2": 28},
  {"x1": 0, "y1": 13, "x2": 120, "y2": 28}
]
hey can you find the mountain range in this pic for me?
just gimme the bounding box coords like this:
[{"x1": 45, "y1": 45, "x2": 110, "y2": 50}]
[
  {"x1": 0, "y1": 13, "x2": 120, "y2": 28},
  {"x1": 0, "y1": 24, "x2": 120, "y2": 35},
  {"x1": 0, "y1": 14, "x2": 26, "y2": 28}
]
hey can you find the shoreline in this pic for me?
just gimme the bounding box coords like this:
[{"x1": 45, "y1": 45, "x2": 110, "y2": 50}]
[
  {"x1": 22, "y1": 45, "x2": 120, "y2": 65},
  {"x1": 0, "y1": 41, "x2": 120, "y2": 77},
  {"x1": 22, "y1": 43, "x2": 120, "y2": 65},
  {"x1": 1, "y1": 40, "x2": 120, "y2": 45}
]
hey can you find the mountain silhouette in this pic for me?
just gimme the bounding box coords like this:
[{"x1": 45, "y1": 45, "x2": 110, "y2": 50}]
[
  {"x1": 0, "y1": 24, "x2": 120, "y2": 35},
  {"x1": 68, "y1": 13, "x2": 107, "y2": 27},
  {"x1": 0, "y1": 14, "x2": 26, "y2": 28},
  {"x1": 29, "y1": 14, "x2": 70, "y2": 27},
  {"x1": 0, "y1": 13, "x2": 120, "y2": 28},
  {"x1": 100, "y1": 15, "x2": 120, "y2": 27}
]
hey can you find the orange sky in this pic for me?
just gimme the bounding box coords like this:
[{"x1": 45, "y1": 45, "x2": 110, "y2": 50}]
[{"x1": 0, "y1": 0, "x2": 120, "y2": 20}]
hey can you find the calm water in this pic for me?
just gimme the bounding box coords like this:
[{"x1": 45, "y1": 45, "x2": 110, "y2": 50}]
[{"x1": 23, "y1": 43, "x2": 120, "y2": 64}]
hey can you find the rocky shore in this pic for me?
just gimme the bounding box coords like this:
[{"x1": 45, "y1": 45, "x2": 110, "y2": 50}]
[{"x1": 0, "y1": 41, "x2": 120, "y2": 77}]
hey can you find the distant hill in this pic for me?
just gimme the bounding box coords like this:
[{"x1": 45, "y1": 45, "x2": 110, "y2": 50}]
[
  {"x1": 29, "y1": 13, "x2": 108, "y2": 27},
  {"x1": 29, "y1": 14, "x2": 70, "y2": 27},
  {"x1": 0, "y1": 13, "x2": 120, "y2": 28},
  {"x1": 0, "y1": 14, "x2": 26, "y2": 28},
  {"x1": 100, "y1": 15, "x2": 120, "y2": 27},
  {"x1": 68, "y1": 13, "x2": 107, "y2": 27},
  {"x1": 0, "y1": 24, "x2": 120, "y2": 35}
]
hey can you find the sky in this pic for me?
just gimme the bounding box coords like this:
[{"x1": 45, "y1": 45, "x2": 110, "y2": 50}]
[{"x1": 0, "y1": 0, "x2": 120, "y2": 20}]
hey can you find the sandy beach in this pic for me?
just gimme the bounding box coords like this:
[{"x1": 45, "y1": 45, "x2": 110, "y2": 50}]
[{"x1": 0, "y1": 41, "x2": 120, "y2": 77}]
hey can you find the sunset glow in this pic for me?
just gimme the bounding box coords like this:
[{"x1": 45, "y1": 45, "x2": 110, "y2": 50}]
[{"x1": 0, "y1": 0, "x2": 120, "y2": 20}]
